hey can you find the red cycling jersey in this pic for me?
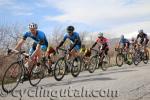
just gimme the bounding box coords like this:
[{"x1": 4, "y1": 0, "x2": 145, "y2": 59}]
[{"x1": 96, "y1": 37, "x2": 109, "y2": 44}]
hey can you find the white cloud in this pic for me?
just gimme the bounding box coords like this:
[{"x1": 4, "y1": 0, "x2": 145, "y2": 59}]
[
  {"x1": 43, "y1": 0, "x2": 150, "y2": 39},
  {"x1": 44, "y1": 0, "x2": 150, "y2": 24},
  {"x1": 0, "y1": 0, "x2": 33, "y2": 16},
  {"x1": 0, "y1": 0, "x2": 14, "y2": 6}
]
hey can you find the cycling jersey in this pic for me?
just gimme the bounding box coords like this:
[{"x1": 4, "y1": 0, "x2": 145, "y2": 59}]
[
  {"x1": 23, "y1": 30, "x2": 48, "y2": 46},
  {"x1": 119, "y1": 38, "x2": 130, "y2": 48},
  {"x1": 63, "y1": 32, "x2": 81, "y2": 45},
  {"x1": 96, "y1": 37, "x2": 109, "y2": 49},
  {"x1": 96, "y1": 37, "x2": 108, "y2": 45},
  {"x1": 119, "y1": 38, "x2": 130, "y2": 45},
  {"x1": 80, "y1": 48, "x2": 87, "y2": 54},
  {"x1": 136, "y1": 33, "x2": 149, "y2": 45},
  {"x1": 80, "y1": 48, "x2": 91, "y2": 57},
  {"x1": 23, "y1": 30, "x2": 48, "y2": 55},
  {"x1": 137, "y1": 33, "x2": 148, "y2": 40},
  {"x1": 63, "y1": 32, "x2": 81, "y2": 51}
]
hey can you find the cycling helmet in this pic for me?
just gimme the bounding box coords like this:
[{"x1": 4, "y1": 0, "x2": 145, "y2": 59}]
[
  {"x1": 98, "y1": 32, "x2": 103, "y2": 37},
  {"x1": 121, "y1": 35, "x2": 124, "y2": 40},
  {"x1": 29, "y1": 23, "x2": 38, "y2": 29},
  {"x1": 138, "y1": 29, "x2": 143, "y2": 33},
  {"x1": 67, "y1": 26, "x2": 74, "y2": 32}
]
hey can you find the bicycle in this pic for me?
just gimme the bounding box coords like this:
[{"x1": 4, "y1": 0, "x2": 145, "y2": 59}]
[
  {"x1": 2, "y1": 48, "x2": 45, "y2": 93},
  {"x1": 54, "y1": 48, "x2": 81, "y2": 81},
  {"x1": 90, "y1": 47, "x2": 110, "y2": 71},
  {"x1": 132, "y1": 44, "x2": 149, "y2": 66},
  {"x1": 79, "y1": 51, "x2": 98, "y2": 73},
  {"x1": 115, "y1": 48, "x2": 133, "y2": 67}
]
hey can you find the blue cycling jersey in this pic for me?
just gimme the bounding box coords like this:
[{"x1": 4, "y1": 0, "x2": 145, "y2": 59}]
[
  {"x1": 23, "y1": 30, "x2": 48, "y2": 46},
  {"x1": 63, "y1": 32, "x2": 81, "y2": 45},
  {"x1": 119, "y1": 38, "x2": 129, "y2": 45}
]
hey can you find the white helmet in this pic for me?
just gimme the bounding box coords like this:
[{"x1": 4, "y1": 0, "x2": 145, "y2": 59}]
[
  {"x1": 29, "y1": 23, "x2": 38, "y2": 29},
  {"x1": 98, "y1": 32, "x2": 103, "y2": 37}
]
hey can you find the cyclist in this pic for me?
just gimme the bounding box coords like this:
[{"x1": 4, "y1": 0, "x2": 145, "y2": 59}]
[
  {"x1": 135, "y1": 29, "x2": 149, "y2": 47},
  {"x1": 14, "y1": 23, "x2": 48, "y2": 74},
  {"x1": 80, "y1": 44, "x2": 91, "y2": 57},
  {"x1": 117, "y1": 35, "x2": 130, "y2": 51},
  {"x1": 90, "y1": 32, "x2": 109, "y2": 65},
  {"x1": 130, "y1": 37, "x2": 136, "y2": 49},
  {"x1": 56, "y1": 26, "x2": 81, "y2": 58}
]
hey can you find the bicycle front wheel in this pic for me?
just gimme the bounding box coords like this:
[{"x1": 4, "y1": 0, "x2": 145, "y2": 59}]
[
  {"x1": 71, "y1": 56, "x2": 82, "y2": 77},
  {"x1": 2, "y1": 62, "x2": 22, "y2": 93},
  {"x1": 54, "y1": 57, "x2": 66, "y2": 81},
  {"x1": 143, "y1": 51, "x2": 149, "y2": 64},
  {"x1": 88, "y1": 55, "x2": 98, "y2": 73},
  {"x1": 101, "y1": 55, "x2": 110, "y2": 71},
  {"x1": 116, "y1": 53, "x2": 124, "y2": 67}
]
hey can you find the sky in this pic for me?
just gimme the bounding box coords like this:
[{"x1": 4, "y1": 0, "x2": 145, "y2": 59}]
[{"x1": 0, "y1": 0, "x2": 150, "y2": 40}]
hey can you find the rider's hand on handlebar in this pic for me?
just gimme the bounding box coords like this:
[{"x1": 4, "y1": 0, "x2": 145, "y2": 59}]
[{"x1": 7, "y1": 49, "x2": 12, "y2": 55}]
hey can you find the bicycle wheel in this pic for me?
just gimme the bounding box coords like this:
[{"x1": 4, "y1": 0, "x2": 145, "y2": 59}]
[
  {"x1": 29, "y1": 64, "x2": 45, "y2": 86},
  {"x1": 126, "y1": 52, "x2": 133, "y2": 65},
  {"x1": 71, "y1": 56, "x2": 81, "y2": 77},
  {"x1": 88, "y1": 55, "x2": 98, "y2": 73},
  {"x1": 116, "y1": 53, "x2": 124, "y2": 67},
  {"x1": 2, "y1": 62, "x2": 22, "y2": 93},
  {"x1": 143, "y1": 51, "x2": 149, "y2": 64},
  {"x1": 133, "y1": 52, "x2": 140, "y2": 66},
  {"x1": 54, "y1": 57, "x2": 66, "y2": 81},
  {"x1": 101, "y1": 55, "x2": 110, "y2": 71}
]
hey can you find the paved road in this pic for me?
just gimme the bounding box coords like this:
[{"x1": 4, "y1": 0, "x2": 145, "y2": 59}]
[{"x1": 0, "y1": 62, "x2": 150, "y2": 100}]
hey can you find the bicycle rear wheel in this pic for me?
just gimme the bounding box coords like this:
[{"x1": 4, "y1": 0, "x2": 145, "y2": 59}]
[
  {"x1": 2, "y1": 62, "x2": 22, "y2": 93},
  {"x1": 29, "y1": 64, "x2": 45, "y2": 86},
  {"x1": 54, "y1": 57, "x2": 66, "y2": 81}
]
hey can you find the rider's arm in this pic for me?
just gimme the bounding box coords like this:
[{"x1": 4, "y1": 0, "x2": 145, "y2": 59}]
[
  {"x1": 14, "y1": 39, "x2": 25, "y2": 50},
  {"x1": 14, "y1": 32, "x2": 29, "y2": 50},
  {"x1": 57, "y1": 40, "x2": 65, "y2": 48},
  {"x1": 57, "y1": 34, "x2": 67, "y2": 48},
  {"x1": 135, "y1": 34, "x2": 140, "y2": 43},
  {"x1": 15, "y1": 32, "x2": 30, "y2": 50},
  {"x1": 91, "y1": 42, "x2": 97, "y2": 49}
]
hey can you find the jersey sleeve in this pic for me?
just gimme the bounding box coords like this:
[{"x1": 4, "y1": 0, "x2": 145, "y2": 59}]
[
  {"x1": 63, "y1": 34, "x2": 67, "y2": 41},
  {"x1": 136, "y1": 34, "x2": 140, "y2": 39},
  {"x1": 22, "y1": 32, "x2": 29, "y2": 40}
]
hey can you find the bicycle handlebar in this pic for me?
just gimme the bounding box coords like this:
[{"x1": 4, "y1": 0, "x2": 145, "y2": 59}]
[{"x1": 7, "y1": 48, "x2": 29, "y2": 57}]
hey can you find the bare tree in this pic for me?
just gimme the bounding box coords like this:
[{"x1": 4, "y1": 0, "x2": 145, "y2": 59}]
[{"x1": 50, "y1": 26, "x2": 64, "y2": 46}]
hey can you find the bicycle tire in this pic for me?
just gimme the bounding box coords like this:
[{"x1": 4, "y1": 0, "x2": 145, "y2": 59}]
[
  {"x1": 54, "y1": 57, "x2": 66, "y2": 81},
  {"x1": 29, "y1": 64, "x2": 45, "y2": 86},
  {"x1": 2, "y1": 62, "x2": 22, "y2": 93},
  {"x1": 71, "y1": 56, "x2": 81, "y2": 77},
  {"x1": 88, "y1": 55, "x2": 98, "y2": 73},
  {"x1": 116, "y1": 53, "x2": 124, "y2": 67},
  {"x1": 101, "y1": 55, "x2": 110, "y2": 71}
]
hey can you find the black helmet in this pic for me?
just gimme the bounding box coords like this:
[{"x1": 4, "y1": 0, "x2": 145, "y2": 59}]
[{"x1": 67, "y1": 26, "x2": 74, "y2": 32}]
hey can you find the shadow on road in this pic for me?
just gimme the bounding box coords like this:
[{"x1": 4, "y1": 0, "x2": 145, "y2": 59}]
[{"x1": 26, "y1": 68, "x2": 138, "y2": 90}]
